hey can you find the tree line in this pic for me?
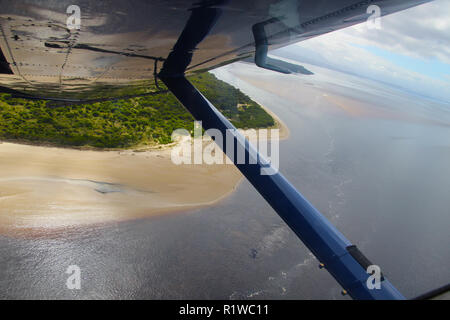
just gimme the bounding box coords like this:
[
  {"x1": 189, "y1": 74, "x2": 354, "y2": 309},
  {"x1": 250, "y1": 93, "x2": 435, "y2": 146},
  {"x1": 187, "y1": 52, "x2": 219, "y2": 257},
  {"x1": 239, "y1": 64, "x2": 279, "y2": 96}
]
[{"x1": 0, "y1": 72, "x2": 274, "y2": 149}]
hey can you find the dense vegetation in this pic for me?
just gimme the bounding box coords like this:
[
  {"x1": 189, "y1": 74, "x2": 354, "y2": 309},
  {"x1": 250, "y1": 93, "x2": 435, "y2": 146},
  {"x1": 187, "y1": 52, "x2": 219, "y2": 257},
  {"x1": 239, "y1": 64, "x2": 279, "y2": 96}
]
[{"x1": 0, "y1": 73, "x2": 274, "y2": 149}]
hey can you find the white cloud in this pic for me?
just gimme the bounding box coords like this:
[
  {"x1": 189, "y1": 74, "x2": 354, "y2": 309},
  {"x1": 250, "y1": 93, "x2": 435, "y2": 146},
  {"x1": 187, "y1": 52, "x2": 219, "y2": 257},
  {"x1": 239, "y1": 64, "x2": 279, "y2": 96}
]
[
  {"x1": 274, "y1": 0, "x2": 450, "y2": 102},
  {"x1": 341, "y1": 0, "x2": 450, "y2": 64}
]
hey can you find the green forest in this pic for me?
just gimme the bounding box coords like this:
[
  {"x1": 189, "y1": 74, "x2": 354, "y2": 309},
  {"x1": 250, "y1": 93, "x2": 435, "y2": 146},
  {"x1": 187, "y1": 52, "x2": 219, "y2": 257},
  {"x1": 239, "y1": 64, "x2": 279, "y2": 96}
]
[{"x1": 0, "y1": 73, "x2": 274, "y2": 149}]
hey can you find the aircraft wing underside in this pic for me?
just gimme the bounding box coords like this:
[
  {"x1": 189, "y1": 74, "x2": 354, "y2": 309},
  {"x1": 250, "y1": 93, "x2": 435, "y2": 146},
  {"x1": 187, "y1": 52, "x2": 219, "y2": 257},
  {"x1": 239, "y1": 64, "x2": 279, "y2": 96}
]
[{"x1": 0, "y1": 0, "x2": 431, "y2": 100}]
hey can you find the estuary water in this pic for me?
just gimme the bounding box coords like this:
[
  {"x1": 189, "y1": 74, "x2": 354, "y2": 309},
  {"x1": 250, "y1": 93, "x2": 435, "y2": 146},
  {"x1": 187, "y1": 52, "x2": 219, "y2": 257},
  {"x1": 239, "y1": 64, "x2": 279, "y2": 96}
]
[{"x1": 0, "y1": 62, "x2": 449, "y2": 299}]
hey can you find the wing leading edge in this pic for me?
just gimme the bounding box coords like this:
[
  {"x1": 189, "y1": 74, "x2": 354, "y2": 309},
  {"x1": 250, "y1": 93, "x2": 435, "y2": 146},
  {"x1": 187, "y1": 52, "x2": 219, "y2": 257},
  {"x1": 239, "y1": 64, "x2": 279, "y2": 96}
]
[{"x1": 0, "y1": 0, "x2": 432, "y2": 100}]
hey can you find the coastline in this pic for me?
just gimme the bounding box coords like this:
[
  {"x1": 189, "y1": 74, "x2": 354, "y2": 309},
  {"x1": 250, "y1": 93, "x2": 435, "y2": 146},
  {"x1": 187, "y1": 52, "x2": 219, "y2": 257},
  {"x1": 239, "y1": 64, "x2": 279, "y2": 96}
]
[
  {"x1": 0, "y1": 141, "x2": 242, "y2": 236},
  {"x1": 258, "y1": 103, "x2": 290, "y2": 141},
  {"x1": 0, "y1": 105, "x2": 289, "y2": 236}
]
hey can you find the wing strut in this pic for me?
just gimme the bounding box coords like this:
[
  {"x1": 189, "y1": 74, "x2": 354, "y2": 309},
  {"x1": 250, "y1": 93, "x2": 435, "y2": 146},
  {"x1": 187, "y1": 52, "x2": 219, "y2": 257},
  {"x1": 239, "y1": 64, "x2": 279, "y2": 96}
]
[{"x1": 158, "y1": 3, "x2": 405, "y2": 300}]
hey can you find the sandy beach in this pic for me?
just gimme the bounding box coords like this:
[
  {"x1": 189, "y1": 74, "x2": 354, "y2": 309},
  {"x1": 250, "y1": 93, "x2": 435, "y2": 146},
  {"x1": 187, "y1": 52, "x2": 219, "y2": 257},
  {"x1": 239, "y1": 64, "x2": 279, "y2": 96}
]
[
  {"x1": 0, "y1": 141, "x2": 242, "y2": 235},
  {"x1": 0, "y1": 110, "x2": 288, "y2": 236}
]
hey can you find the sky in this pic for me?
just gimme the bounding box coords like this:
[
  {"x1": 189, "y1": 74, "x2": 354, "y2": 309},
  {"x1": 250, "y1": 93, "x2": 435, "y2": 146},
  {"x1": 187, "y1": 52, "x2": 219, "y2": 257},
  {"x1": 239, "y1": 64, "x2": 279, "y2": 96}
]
[{"x1": 274, "y1": 0, "x2": 450, "y2": 103}]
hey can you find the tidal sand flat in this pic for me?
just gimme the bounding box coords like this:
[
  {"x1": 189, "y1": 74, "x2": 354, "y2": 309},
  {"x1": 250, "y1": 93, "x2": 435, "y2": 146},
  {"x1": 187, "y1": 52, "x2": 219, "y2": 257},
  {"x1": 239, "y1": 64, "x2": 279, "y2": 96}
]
[{"x1": 0, "y1": 142, "x2": 244, "y2": 235}]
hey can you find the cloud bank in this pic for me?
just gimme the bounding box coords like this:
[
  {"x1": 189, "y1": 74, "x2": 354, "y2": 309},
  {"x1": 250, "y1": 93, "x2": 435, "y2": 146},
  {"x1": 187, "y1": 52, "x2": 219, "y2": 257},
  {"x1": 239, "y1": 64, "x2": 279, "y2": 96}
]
[{"x1": 274, "y1": 0, "x2": 450, "y2": 102}]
